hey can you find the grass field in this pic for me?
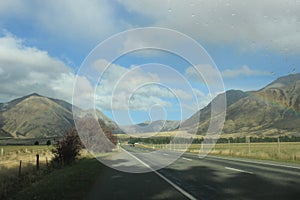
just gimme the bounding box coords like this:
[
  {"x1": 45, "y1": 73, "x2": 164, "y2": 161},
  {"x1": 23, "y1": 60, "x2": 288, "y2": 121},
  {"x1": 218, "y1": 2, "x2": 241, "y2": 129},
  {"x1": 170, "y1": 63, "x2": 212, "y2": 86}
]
[
  {"x1": 0, "y1": 145, "x2": 53, "y2": 199},
  {"x1": 139, "y1": 142, "x2": 300, "y2": 164}
]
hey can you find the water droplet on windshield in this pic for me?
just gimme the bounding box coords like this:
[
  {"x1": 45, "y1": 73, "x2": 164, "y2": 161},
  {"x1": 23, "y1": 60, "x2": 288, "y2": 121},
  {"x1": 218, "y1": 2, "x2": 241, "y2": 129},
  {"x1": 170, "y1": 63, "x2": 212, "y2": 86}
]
[
  {"x1": 231, "y1": 13, "x2": 236, "y2": 17},
  {"x1": 168, "y1": 8, "x2": 172, "y2": 12},
  {"x1": 291, "y1": 68, "x2": 296, "y2": 73},
  {"x1": 270, "y1": 71, "x2": 276, "y2": 76},
  {"x1": 192, "y1": 13, "x2": 195, "y2": 17}
]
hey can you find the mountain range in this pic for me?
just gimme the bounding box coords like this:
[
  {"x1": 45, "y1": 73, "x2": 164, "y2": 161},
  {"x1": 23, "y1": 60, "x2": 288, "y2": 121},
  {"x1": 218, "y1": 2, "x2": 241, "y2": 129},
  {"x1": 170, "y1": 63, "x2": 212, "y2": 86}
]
[
  {"x1": 0, "y1": 73, "x2": 300, "y2": 139},
  {"x1": 183, "y1": 73, "x2": 300, "y2": 137},
  {"x1": 120, "y1": 120, "x2": 180, "y2": 134}
]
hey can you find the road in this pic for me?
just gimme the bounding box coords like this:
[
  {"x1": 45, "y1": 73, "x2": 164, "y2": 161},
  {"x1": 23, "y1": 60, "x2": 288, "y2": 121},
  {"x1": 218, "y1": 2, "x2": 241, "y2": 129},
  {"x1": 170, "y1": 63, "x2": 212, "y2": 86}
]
[{"x1": 88, "y1": 146, "x2": 300, "y2": 200}]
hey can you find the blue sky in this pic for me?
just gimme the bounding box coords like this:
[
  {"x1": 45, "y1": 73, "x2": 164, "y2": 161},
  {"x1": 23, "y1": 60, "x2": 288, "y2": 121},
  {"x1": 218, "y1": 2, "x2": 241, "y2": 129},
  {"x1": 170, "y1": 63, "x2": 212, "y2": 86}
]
[{"x1": 0, "y1": 0, "x2": 299, "y2": 125}]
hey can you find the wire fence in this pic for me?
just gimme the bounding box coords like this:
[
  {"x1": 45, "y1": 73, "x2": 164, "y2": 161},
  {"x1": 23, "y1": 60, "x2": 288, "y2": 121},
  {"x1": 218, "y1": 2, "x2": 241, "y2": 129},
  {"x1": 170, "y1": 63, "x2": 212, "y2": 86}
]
[
  {"x1": 0, "y1": 147, "x2": 54, "y2": 199},
  {"x1": 138, "y1": 142, "x2": 300, "y2": 163}
]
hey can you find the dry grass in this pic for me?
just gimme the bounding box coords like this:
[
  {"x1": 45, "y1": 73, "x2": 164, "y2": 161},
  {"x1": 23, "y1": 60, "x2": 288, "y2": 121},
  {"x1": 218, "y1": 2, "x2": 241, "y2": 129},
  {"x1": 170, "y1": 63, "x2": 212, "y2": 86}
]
[
  {"x1": 141, "y1": 142, "x2": 300, "y2": 164},
  {"x1": 0, "y1": 145, "x2": 53, "y2": 198}
]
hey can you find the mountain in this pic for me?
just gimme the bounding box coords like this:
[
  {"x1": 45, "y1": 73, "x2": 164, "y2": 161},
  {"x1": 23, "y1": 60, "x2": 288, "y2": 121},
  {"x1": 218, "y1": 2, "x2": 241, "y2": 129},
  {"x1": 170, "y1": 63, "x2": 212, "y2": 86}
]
[
  {"x1": 183, "y1": 73, "x2": 300, "y2": 137},
  {"x1": 182, "y1": 90, "x2": 248, "y2": 129},
  {"x1": 0, "y1": 93, "x2": 123, "y2": 138},
  {"x1": 121, "y1": 120, "x2": 180, "y2": 134}
]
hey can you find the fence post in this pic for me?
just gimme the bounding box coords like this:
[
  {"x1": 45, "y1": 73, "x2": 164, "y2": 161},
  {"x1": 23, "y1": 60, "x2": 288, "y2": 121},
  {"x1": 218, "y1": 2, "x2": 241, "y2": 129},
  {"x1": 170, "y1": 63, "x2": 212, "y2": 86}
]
[
  {"x1": 248, "y1": 138, "x2": 251, "y2": 155},
  {"x1": 277, "y1": 137, "x2": 281, "y2": 155},
  {"x1": 18, "y1": 160, "x2": 22, "y2": 179},
  {"x1": 36, "y1": 154, "x2": 39, "y2": 171},
  {"x1": 1, "y1": 147, "x2": 3, "y2": 156},
  {"x1": 46, "y1": 156, "x2": 49, "y2": 167}
]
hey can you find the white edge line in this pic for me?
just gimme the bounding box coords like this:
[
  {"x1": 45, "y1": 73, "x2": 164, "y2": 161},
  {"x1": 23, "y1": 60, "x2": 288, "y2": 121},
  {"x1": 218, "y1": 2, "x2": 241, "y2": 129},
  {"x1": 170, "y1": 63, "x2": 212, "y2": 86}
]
[
  {"x1": 179, "y1": 151, "x2": 300, "y2": 170},
  {"x1": 207, "y1": 155, "x2": 300, "y2": 170},
  {"x1": 182, "y1": 157, "x2": 193, "y2": 161},
  {"x1": 225, "y1": 167, "x2": 253, "y2": 174},
  {"x1": 121, "y1": 148, "x2": 197, "y2": 200}
]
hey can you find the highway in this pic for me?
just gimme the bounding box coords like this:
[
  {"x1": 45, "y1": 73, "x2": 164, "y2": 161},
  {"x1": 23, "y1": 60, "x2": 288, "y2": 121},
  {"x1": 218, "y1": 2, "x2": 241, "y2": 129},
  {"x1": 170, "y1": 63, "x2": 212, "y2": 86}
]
[{"x1": 89, "y1": 146, "x2": 300, "y2": 200}]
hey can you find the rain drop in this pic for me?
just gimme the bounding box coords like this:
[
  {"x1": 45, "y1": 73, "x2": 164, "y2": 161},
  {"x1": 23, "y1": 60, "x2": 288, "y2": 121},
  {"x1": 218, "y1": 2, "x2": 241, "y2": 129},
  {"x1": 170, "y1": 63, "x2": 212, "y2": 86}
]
[
  {"x1": 271, "y1": 71, "x2": 276, "y2": 76},
  {"x1": 231, "y1": 13, "x2": 236, "y2": 17},
  {"x1": 168, "y1": 8, "x2": 172, "y2": 12},
  {"x1": 192, "y1": 13, "x2": 195, "y2": 17}
]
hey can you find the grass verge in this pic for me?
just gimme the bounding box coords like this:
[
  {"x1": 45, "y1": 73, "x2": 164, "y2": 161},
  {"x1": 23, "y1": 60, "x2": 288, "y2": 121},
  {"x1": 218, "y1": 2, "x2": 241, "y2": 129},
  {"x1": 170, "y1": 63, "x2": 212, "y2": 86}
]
[
  {"x1": 138, "y1": 142, "x2": 300, "y2": 164},
  {"x1": 12, "y1": 157, "x2": 103, "y2": 200}
]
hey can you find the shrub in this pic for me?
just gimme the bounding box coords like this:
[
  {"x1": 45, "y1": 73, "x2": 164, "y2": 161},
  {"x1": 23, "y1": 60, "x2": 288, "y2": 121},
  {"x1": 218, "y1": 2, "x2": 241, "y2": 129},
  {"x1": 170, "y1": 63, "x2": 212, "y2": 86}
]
[
  {"x1": 34, "y1": 141, "x2": 39, "y2": 145},
  {"x1": 46, "y1": 140, "x2": 51, "y2": 146},
  {"x1": 52, "y1": 127, "x2": 83, "y2": 166}
]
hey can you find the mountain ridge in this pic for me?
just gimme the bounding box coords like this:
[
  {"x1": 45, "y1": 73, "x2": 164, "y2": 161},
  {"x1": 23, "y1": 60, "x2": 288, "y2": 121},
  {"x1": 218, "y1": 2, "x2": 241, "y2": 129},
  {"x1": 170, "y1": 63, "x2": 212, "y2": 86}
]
[
  {"x1": 183, "y1": 73, "x2": 300, "y2": 137},
  {"x1": 0, "y1": 93, "x2": 123, "y2": 138}
]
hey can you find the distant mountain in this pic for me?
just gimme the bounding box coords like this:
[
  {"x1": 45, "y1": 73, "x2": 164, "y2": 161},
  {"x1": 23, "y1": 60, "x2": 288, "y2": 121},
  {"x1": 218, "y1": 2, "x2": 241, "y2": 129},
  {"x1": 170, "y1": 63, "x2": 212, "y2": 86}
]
[
  {"x1": 121, "y1": 120, "x2": 180, "y2": 134},
  {"x1": 183, "y1": 73, "x2": 300, "y2": 137},
  {"x1": 182, "y1": 90, "x2": 248, "y2": 129},
  {"x1": 0, "y1": 93, "x2": 123, "y2": 138}
]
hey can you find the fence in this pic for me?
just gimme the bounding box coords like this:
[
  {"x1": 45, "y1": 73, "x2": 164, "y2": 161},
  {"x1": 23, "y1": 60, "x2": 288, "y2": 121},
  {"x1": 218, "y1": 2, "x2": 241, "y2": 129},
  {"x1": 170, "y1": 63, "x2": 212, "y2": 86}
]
[
  {"x1": 139, "y1": 142, "x2": 300, "y2": 162},
  {"x1": 0, "y1": 146, "x2": 53, "y2": 198}
]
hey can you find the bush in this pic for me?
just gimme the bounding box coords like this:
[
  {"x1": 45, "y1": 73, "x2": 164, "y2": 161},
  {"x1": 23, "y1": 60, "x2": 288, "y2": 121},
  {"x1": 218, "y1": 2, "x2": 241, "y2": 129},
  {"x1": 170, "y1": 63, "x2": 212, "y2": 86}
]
[
  {"x1": 52, "y1": 127, "x2": 83, "y2": 166},
  {"x1": 34, "y1": 141, "x2": 39, "y2": 145},
  {"x1": 46, "y1": 140, "x2": 51, "y2": 146}
]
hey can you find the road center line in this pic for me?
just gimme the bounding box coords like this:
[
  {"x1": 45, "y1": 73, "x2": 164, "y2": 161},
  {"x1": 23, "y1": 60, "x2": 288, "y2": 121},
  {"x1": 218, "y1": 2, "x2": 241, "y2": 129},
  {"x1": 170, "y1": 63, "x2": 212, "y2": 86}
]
[
  {"x1": 122, "y1": 148, "x2": 196, "y2": 200},
  {"x1": 225, "y1": 167, "x2": 253, "y2": 174},
  {"x1": 182, "y1": 157, "x2": 193, "y2": 161}
]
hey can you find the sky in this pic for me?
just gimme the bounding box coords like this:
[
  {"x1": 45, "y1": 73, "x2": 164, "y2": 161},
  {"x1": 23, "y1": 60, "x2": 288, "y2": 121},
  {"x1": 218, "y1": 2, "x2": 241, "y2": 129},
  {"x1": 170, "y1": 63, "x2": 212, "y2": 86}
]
[{"x1": 0, "y1": 0, "x2": 299, "y2": 125}]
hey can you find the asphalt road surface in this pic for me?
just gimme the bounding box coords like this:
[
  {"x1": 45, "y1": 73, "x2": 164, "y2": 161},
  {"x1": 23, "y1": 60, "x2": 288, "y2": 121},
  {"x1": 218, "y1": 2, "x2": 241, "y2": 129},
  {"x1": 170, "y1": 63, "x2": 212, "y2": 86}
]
[{"x1": 88, "y1": 146, "x2": 300, "y2": 200}]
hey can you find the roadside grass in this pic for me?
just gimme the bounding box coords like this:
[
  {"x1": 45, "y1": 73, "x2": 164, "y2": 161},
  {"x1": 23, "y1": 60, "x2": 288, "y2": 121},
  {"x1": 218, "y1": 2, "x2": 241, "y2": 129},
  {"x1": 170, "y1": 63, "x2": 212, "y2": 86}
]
[
  {"x1": 139, "y1": 142, "x2": 300, "y2": 164},
  {"x1": 12, "y1": 156, "x2": 103, "y2": 200},
  {"x1": 0, "y1": 146, "x2": 92, "y2": 199},
  {"x1": 0, "y1": 145, "x2": 54, "y2": 198},
  {"x1": 0, "y1": 145, "x2": 53, "y2": 165}
]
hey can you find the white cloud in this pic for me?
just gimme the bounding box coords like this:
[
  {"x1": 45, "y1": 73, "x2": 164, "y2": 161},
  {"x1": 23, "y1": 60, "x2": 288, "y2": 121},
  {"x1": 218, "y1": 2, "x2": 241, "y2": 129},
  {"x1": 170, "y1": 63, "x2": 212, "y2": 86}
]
[
  {"x1": 186, "y1": 64, "x2": 270, "y2": 82},
  {"x1": 222, "y1": 65, "x2": 270, "y2": 78},
  {"x1": 118, "y1": 0, "x2": 300, "y2": 54},
  {"x1": 2, "y1": 0, "x2": 299, "y2": 55},
  {"x1": 0, "y1": 0, "x2": 122, "y2": 42},
  {"x1": 185, "y1": 64, "x2": 222, "y2": 85},
  {"x1": 93, "y1": 59, "x2": 170, "y2": 111},
  {"x1": 0, "y1": 33, "x2": 92, "y2": 103},
  {"x1": 92, "y1": 59, "x2": 201, "y2": 111}
]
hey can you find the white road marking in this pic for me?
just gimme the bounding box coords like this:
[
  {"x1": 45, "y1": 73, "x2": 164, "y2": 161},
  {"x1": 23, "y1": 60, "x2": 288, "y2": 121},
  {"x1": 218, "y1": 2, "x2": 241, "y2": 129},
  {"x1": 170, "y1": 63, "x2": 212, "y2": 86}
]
[
  {"x1": 122, "y1": 148, "x2": 196, "y2": 200},
  {"x1": 163, "y1": 153, "x2": 169, "y2": 156},
  {"x1": 225, "y1": 167, "x2": 253, "y2": 174},
  {"x1": 207, "y1": 155, "x2": 300, "y2": 170},
  {"x1": 182, "y1": 157, "x2": 193, "y2": 161}
]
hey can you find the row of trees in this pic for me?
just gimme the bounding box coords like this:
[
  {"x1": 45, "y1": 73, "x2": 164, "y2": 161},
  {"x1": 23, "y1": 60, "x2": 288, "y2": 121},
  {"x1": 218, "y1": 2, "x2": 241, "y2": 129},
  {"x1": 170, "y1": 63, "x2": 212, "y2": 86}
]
[{"x1": 128, "y1": 136, "x2": 300, "y2": 145}]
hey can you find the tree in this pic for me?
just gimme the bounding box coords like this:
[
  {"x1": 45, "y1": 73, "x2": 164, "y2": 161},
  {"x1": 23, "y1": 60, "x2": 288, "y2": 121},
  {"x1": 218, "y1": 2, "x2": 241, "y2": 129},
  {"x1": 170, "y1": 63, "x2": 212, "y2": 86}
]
[
  {"x1": 46, "y1": 140, "x2": 51, "y2": 146},
  {"x1": 52, "y1": 127, "x2": 83, "y2": 165},
  {"x1": 75, "y1": 115, "x2": 117, "y2": 153}
]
